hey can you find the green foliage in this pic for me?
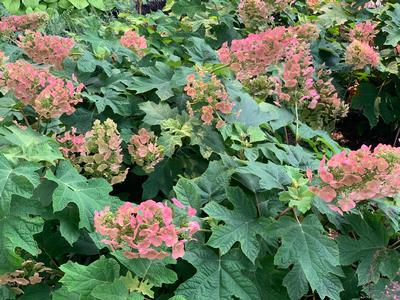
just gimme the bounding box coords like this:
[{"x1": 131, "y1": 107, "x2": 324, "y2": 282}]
[
  {"x1": 0, "y1": 125, "x2": 62, "y2": 164},
  {"x1": 279, "y1": 168, "x2": 314, "y2": 213},
  {"x1": 382, "y1": 4, "x2": 400, "y2": 46},
  {"x1": 0, "y1": 0, "x2": 399, "y2": 299},
  {"x1": 271, "y1": 215, "x2": 344, "y2": 300},
  {"x1": 337, "y1": 213, "x2": 400, "y2": 285},
  {"x1": 112, "y1": 251, "x2": 178, "y2": 287},
  {"x1": 0, "y1": 0, "x2": 109, "y2": 14},
  {"x1": 176, "y1": 245, "x2": 260, "y2": 300},
  {"x1": 0, "y1": 197, "x2": 44, "y2": 273},
  {"x1": 45, "y1": 161, "x2": 120, "y2": 234},
  {"x1": 204, "y1": 187, "x2": 270, "y2": 263},
  {"x1": 0, "y1": 154, "x2": 40, "y2": 215}
]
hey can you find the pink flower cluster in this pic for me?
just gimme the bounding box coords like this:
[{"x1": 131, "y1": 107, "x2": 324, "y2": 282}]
[
  {"x1": 363, "y1": 0, "x2": 382, "y2": 9},
  {"x1": 218, "y1": 27, "x2": 292, "y2": 81},
  {"x1": 17, "y1": 31, "x2": 74, "y2": 69},
  {"x1": 58, "y1": 119, "x2": 128, "y2": 185},
  {"x1": 94, "y1": 199, "x2": 200, "y2": 260},
  {"x1": 274, "y1": 41, "x2": 318, "y2": 106},
  {"x1": 237, "y1": 0, "x2": 294, "y2": 30},
  {"x1": 274, "y1": 45, "x2": 348, "y2": 125},
  {"x1": 0, "y1": 50, "x2": 7, "y2": 67},
  {"x1": 288, "y1": 23, "x2": 320, "y2": 41},
  {"x1": 346, "y1": 21, "x2": 380, "y2": 70},
  {"x1": 1, "y1": 60, "x2": 83, "y2": 119},
  {"x1": 238, "y1": 0, "x2": 273, "y2": 31},
  {"x1": 184, "y1": 69, "x2": 234, "y2": 128},
  {"x1": 385, "y1": 276, "x2": 400, "y2": 300},
  {"x1": 306, "y1": 0, "x2": 320, "y2": 10},
  {"x1": 120, "y1": 30, "x2": 147, "y2": 57},
  {"x1": 349, "y1": 21, "x2": 377, "y2": 45},
  {"x1": 345, "y1": 40, "x2": 380, "y2": 69},
  {"x1": 0, "y1": 260, "x2": 51, "y2": 295},
  {"x1": 0, "y1": 13, "x2": 48, "y2": 35},
  {"x1": 310, "y1": 144, "x2": 400, "y2": 214},
  {"x1": 300, "y1": 69, "x2": 349, "y2": 129},
  {"x1": 219, "y1": 26, "x2": 346, "y2": 129},
  {"x1": 128, "y1": 128, "x2": 164, "y2": 173},
  {"x1": 218, "y1": 25, "x2": 319, "y2": 81}
]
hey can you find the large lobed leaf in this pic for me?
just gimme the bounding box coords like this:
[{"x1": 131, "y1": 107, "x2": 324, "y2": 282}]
[
  {"x1": 271, "y1": 215, "x2": 344, "y2": 300},
  {"x1": 0, "y1": 154, "x2": 40, "y2": 215},
  {"x1": 337, "y1": 213, "x2": 400, "y2": 285},
  {"x1": 176, "y1": 245, "x2": 260, "y2": 300},
  {"x1": 203, "y1": 187, "x2": 270, "y2": 263},
  {"x1": 45, "y1": 161, "x2": 121, "y2": 235},
  {"x1": 0, "y1": 197, "x2": 44, "y2": 273}
]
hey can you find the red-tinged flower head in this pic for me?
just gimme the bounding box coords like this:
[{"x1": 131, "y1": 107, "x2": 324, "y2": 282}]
[
  {"x1": 349, "y1": 21, "x2": 377, "y2": 45},
  {"x1": 58, "y1": 119, "x2": 128, "y2": 185},
  {"x1": 120, "y1": 30, "x2": 147, "y2": 57},
  {"x1": 172, "y1": 197, "x2": 185, "y2": 209},
  {"x1": 184, "y1": 68, "x2": 234, "y2": 127},
  {"x1": 94, "y1": 199, "x2": 200, "y2": 260},
  {"x1": 310, "y1": 144, "x2": 400, "y2": 213},
  {"x1": 0, "y1": 13, "x2": 48, "y2": 36},
  {"x1": 17, "y1": 31, "x2": 74, "y2": 69},
  {"x1": 128, "y1": 128, "x2": 164, "y2": 173},
  {"x1": 345, "y1": 40, "x2": 380, "y2": 69},
  {"x1": 3, "y1": 60, "x2": 82, "y2": 119},
  {"x1": 306, "y1": 0, "x2": 320, "y2": 10},
  {"x1": 306, "y1": 168, "x2": 313, "y2": 182}
]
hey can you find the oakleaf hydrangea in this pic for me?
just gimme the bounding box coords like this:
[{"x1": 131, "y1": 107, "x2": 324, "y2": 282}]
[
  {"x1": 310, "y1": 144, "x2": 400, "y2": 214},
  {"x1": 345, "y1": 21, "x2": 380, "y2": 70},
  {"x1": 238, "y1": 0, "x2": 293, "y2": 31},
  {"x1": 345, "y1": 40, "x2": 380, "y2": 70},
  {"x1": 0, "y1": 260, "x2": 52, "y2": 295},
  {"x1": 120, "y1": 30, "x2": 147, "y2": 57},
  {"x1": 184, "y1": 68, "x2": 234, "y2": 128},
  {"x1": 17, "y1": 31, "x2": 74, "y2": 69},
  {"x1": 218, "y1": 26, "x2": 348, "y2": 129},
  {"x1": 58, "y1": 119, "x2": 128, "y2": 185},
  {"x1": 128, "y1": 128, "x2": 164, "y2": 173},
  {"x1": 1, "y1": 60, "x2": 83, "y2": 119},
  {"x1": 0, "y1": 13, "x2": 48, "y2": 35},
  {"x1": 94, "y1": 199, "x2": 200, "y2": 260}
]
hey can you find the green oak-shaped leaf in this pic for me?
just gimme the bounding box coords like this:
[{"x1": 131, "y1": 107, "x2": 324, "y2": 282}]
[
  {"x1": 52, "y1": 286, "x2": 80, "y2": 300},
  {"x1": 0, "y1": 154, "x2": 40, "y2": 215},
  {"x1": 337, "y1": 213, "x2": 400, "y2": 285},
  {"x1": 193, "y1": 161, "x2": 233, "y2": 205},
  {"x1": 59, "y1": 256, "x2": 120, "y2": 298},
  {"x1": 318, "y1": 2, "x2": 350, "y2": 28},
  {"x1": 173, "y1": 177, "x2": 202, "y2": 211},
  {"x1": 351, "y1": 82, "x2": 379, "y2": 128},
  {"x1": 45, "y1": 161, "x2": 120, "y2": 231},
  {"x1": 131, "y1": 62, "x2": 175, "y2": 101},
  {"x1": 88, "y1": 0, "x2": 105, "y2": 10},
  {"x1": 0, "y1": 125, "x2": 63, "y2": 165},
  {"x1": 237, "y1": 161, "x2": 291, "y2": 191},
  {"x1": 224, "y1": 80, "x2": 294, "y2": 129},
  {"x1": 112, "y1": 251, "x2": 178, "y2": 287},
  {"x1": 271, "y1": 215, "x2": 343, "y2": 300},
  {"x1": 138, "y1": 102, "x2": 178, "y2": 126},
  {"x1": 90, "y1": 279, "x2": 130, "y2": 300},
  {"x1": 68, "y1": 0, "x2": 89, "y2": 9},
  {"x1": 184, "y1": 37, "x2": 219, "y2": 64},
  {"x1": 0, "y1": 197, "x2": 44, "y2": 273},
  {"x1": 203, "y1": 187, "x2": 270, "y2": 263},
  {"x1": 176, "y1": 245, "x2": 260, "y2": 300},
  {"x1": 382, "y1": 4, "x2": 400, "y2": 46}
]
